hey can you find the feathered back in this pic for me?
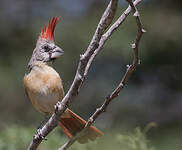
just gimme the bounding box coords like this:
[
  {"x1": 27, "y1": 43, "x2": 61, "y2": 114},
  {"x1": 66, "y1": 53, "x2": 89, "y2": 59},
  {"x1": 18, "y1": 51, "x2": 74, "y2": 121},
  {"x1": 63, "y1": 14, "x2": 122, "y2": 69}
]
[{"x1": 39, "y1": 17, "x2": 60, "y2": 41}]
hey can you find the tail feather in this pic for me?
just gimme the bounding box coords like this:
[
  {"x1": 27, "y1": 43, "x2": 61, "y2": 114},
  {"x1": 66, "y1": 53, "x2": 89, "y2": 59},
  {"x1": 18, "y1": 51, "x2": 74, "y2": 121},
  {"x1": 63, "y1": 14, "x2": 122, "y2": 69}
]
[
  {"x1": 58, "y1": 121, "x2": 73, "y2": 139},
  {"x1": 58, "y1": 109, "x2": 103, "y2": 144}
]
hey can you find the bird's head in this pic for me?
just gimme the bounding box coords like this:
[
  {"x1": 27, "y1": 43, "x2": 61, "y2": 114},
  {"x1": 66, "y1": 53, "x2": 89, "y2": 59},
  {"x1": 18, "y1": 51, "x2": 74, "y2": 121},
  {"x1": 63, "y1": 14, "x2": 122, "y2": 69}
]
[{"x1": 28, "y1": 17, "x2": 64, "y2": 69}]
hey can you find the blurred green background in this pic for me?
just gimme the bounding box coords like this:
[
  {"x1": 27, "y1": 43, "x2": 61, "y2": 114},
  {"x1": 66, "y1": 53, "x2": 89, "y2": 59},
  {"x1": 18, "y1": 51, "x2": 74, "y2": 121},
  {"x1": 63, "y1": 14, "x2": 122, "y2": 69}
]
[{"x1": 1, "y1": 0, "x2": 182, "y2": 149}]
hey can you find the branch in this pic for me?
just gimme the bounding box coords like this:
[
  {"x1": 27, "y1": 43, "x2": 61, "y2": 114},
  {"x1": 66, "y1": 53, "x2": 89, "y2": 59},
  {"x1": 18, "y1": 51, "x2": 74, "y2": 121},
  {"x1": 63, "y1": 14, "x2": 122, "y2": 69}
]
[
  {"x1": 27, "y1": 0, "x2": 144, "y2": 149},
  {"x1": 27, "y1": 0, "x2": 118, "y2": 150},
  {"x1": 85, "y1": 0, "x2": 143, "y2": 75},
  {"x1": 58, "y1": 0, "x2": 145, "y2": 150}
]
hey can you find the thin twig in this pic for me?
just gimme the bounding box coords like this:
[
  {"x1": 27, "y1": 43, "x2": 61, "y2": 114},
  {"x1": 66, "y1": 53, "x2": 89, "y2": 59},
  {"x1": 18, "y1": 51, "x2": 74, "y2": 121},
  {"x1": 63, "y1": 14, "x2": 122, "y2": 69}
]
[
  {"x1": 58, "y1": 0, "x2": 145, "y2": 150},
  {"x1": 84, "y1": 0, "x2": 143, "y2": 76}
]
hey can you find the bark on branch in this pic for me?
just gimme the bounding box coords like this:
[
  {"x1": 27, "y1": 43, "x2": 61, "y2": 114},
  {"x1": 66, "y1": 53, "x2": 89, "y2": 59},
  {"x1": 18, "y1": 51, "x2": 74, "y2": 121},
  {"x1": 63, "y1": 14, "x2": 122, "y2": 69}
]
[
  {"x1": 58, "y1": 0, "x2": 145, "y2": 150},
  {"x1": 27, "y1": 0, "x2": 144, "y2": 150}
]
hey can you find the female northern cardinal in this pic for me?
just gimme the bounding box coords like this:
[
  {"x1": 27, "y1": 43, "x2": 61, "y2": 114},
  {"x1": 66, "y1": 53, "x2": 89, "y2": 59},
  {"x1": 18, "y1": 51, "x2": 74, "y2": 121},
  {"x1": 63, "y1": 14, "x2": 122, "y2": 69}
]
[{"x1": 24, "y1": 17, "x2": 103, "y2": 143}]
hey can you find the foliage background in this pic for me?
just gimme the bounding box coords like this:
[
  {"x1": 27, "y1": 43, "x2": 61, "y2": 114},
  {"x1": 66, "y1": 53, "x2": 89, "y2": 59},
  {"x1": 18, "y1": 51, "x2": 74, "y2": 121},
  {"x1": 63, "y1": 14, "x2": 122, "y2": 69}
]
[{"x1": 0, "y1": 0, "x2": 182, "y2": 149}]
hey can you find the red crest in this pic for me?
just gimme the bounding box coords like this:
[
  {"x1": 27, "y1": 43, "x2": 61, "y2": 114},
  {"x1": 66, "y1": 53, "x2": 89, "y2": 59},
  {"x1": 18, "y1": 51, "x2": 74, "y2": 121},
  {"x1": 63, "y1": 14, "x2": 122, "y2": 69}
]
[{"x1": 40, "y1": 17, "x2": 60, "y2": 41}]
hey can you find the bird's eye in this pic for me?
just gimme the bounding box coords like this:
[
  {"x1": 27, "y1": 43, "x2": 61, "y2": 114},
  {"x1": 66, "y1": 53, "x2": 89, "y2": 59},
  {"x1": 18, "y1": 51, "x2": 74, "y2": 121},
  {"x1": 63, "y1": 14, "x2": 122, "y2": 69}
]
[{"x1": 42, "y1": 45, "x2": 50, "y2": 52}]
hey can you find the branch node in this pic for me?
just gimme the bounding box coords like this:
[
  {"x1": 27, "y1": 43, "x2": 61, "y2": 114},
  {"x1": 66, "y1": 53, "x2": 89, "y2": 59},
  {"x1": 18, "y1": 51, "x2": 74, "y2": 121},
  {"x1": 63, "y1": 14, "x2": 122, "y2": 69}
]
[
  {"x1": 36, "y1": 129, "x2": 47, "y2": 141},
  {"x1": 77, "y1": 73, "x2": 83, "y2": 81},
  {"x1": 131, "y1": 43, "x2": 136, "y2": 49},
  {"x1": 126, "y1": 64, "x2": 131, "y2": 69},
  {"x1": 96, "y1": 107, "x2": 102, "y2": 112},
  {"x1": 138, "y1": 59, "x2": 141, "y2": 65},
  {"x1": 33, "y1": 134, "x2": 39, "y2": 140},
  {"x1": 120, "y1": 82, "x2": 124, "y2": 86},
  {"x1": 54, "y1": 101, "x2": 61, "y2": 112},
  {"x1": 80, "y1": 54, "x2": 85, "y2": 61},
  {"x1": 124, "y1": 12, "x2": 127, "y2": 16},
  {"x1": 133, "y1": 11, "x2": 139, "y2": 17},
  {"x1": 106, "y1": 94, "x2": 111, "y2": 100},
  {"x1": 88, "y1": 117, "x2": 94, "y2": 123},
  {"x1": 142, "y1": 28, "x2": 146, "y2": 33}
]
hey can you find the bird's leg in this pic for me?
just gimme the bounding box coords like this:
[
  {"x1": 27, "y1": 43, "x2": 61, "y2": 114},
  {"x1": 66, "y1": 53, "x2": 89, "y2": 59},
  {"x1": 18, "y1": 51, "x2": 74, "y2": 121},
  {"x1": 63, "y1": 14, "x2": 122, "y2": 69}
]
[{"x1": 36, "y1": 115, "x2": 50, "y2": 140}]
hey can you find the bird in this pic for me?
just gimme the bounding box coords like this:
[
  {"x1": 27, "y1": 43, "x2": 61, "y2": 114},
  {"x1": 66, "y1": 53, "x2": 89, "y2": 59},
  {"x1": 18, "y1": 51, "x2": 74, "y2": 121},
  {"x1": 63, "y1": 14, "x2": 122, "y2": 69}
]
[{"x1": 23, "y1": 17, "x2": 103, "y2": 144}]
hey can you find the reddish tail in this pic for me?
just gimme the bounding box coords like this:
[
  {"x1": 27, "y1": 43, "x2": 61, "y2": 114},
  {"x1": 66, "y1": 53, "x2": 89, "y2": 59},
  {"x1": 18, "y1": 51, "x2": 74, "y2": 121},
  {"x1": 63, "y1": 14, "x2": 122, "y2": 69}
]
[{"x1": 58, "y1": 109, "x2": 103, "y2": 144}]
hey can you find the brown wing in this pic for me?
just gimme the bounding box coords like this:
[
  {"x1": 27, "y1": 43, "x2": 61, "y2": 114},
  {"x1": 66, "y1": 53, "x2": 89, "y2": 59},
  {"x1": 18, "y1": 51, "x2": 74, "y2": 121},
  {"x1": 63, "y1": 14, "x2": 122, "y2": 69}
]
[{"x1": 23, "y1": 65, "x2": 64, "y2": 114}]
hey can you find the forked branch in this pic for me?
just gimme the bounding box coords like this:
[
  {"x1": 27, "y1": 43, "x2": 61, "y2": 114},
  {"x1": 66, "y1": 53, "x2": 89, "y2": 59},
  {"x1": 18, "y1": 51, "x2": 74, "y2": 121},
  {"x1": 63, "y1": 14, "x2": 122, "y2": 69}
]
[
  {"x1": 58, "y1": 0, "x2": 145, "y2": 150},
  {"x1": 27, "y1": 0, "x2": 144, "y2": 150},
  {"x1": 28, "y1": 0, "x2": 118, "y2": 150}
]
